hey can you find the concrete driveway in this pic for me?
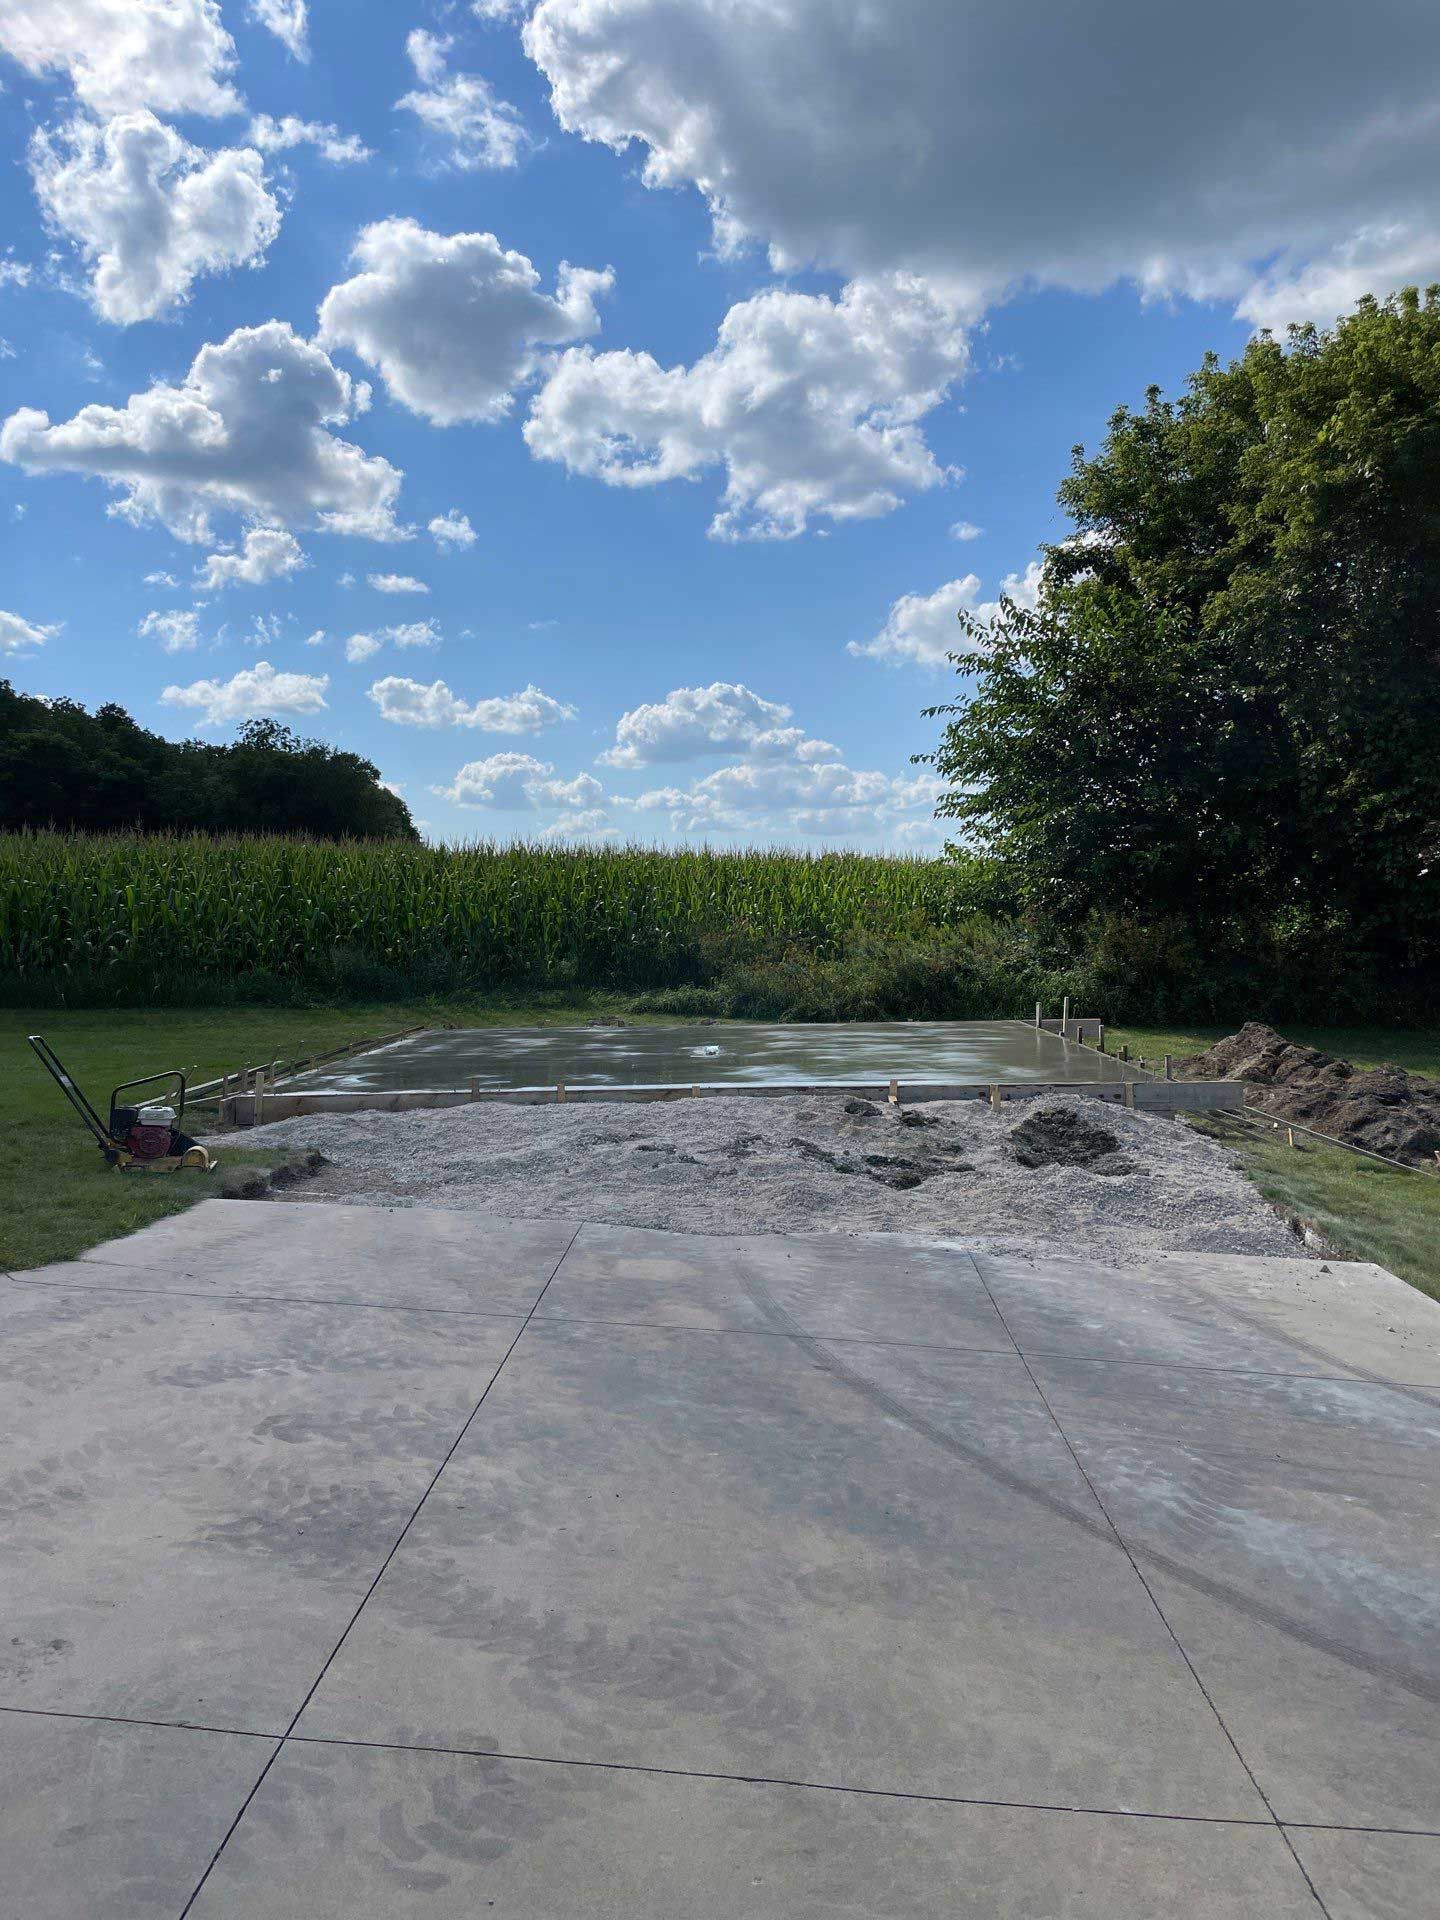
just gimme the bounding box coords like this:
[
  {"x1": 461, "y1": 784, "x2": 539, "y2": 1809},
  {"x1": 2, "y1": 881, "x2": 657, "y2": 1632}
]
[{"x1": 4, "y1": 1200, "x2": 1439, "y2": 1917}]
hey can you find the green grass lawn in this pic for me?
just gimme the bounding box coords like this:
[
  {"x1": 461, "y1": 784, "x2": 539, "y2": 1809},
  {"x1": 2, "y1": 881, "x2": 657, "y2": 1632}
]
[
  {"x1": 1109, "y1": 1025, "x2": 1440, "y2": 1078},
  {"x1": 6, "y1": 1005, "x2": 1440, "y2": 1297},
  {"x1": 0, "y1": 992, "x2": 642, "y2": 1273}
]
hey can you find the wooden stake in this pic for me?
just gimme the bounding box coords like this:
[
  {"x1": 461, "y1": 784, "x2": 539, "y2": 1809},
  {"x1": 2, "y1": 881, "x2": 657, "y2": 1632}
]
[
  {"x1": 989, "y1": 1083, "x2": 1003, "y2": 1111},
  {"x1": 1123, "y1": 1081, "x2": 1136, "y2": 1109},
  {"x1": 469, "y1": 1076, "x2": 479, "y2": 1101},
  {"x1": 1097, "y1": 1024, "x2": 1106, "y2": 1054},
  {"x1": 1120, "y1": 1043, "x2": 1129, "y2": 1063},
  {"x1": 556, "y1": 1082, "x2": 567, "y2": 1104},
  {"x1": 1164, "y1": 1054, "x2": 1173, "y2": 1082},
  {"x1": 1034, "y1": 1001, "x2": 1043, "y2": 1029},
  {"x1": 1061, "y1": 995, "x2": 1071, "y2": 1035},
  {"x1": 888, "y1": 1078, "x2": 900, "y2": 1106},
  {"x1": 1287, "y1": 1126, "x2": 1296, "y2": 1149}
]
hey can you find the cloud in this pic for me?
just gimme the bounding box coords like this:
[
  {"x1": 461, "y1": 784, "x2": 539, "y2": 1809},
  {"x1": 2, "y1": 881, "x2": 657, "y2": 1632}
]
[
  {"x1": 429, "y1": 508, "x2": 476, "y2": 549},
  {"x1": 138, "y1": 606, "x2": 200, "y2": 652},
  {"x1": 634, "y1": 756, "x2": 941, "y2": 844},
  {"x1": 143, "y1": 569, "x2": 179, "y2": 586},
  {"x1": 345, "y1": 633, "x2": 381, "y2": 663},
  {"x1": 369, "y1": 676, "x2": 575, "y2": 732},
  {"x1": 527, "y1": 274, "x2": 967, "y2": 539},
  {"x1": 368, "y1": 571, "x2": 428, "y2": 593},
  {"x1": 599, "y1": 682, "x2": 798, "y2": 768},
  {"x1": 196, "y1": 525, "x2": 305, "y2": 588},
  {"x1": 385, "y1": 620, "x2": 440, "y2": 648},
  {"x1": 318, "y1": 217, "x2": 612, "y2": 426},
  {"x1": 161, "y1": 658, "x2": 329, "y2": 725},
  {"x1": 849, "y1": 565, "x2": 1044, "y2": 670},
  {"x1": 524, "y1": 0, "x2": 1440, "y2": 326},
  {"x1": 247, "y1": 0, "x2": 307, "y2": 61},
  {"x1": 537, "y1": 809, "x2": 617, "y2": 842},
  {"x1": 397, "y1": 29, "x2": 530, "y2": 171},
  {"x1": 248, "y1": 114, "x2": 369, "y2": 164},
  {"x1": 436, "y1": 752, "x2": 602, "y2": 809},
  {"x1": 303, "y1": 628, "x2": 325, "y2": 646},
  {"x1": 0, "y1": 607, "x2": 59, "y2": 653},
  {"x1": 950, "y1": 520, "x2": 983, "y2": 542},
  {"x1": 245, "y1": 610, "x2": 282, "y2": 647},
  {"x1": 1, "y1": 320, "x2": 405, "y2": 543},
  {"x1": 0, "y1": 0, "x2": 242, "y2": 119},
  {"x1": 29, "y1": 111, "x2": 281, "y2": 325}
]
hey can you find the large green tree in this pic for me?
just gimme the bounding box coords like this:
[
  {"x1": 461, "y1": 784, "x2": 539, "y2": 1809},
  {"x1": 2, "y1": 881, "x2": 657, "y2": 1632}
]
[
  {"x1": 925, "y1": 288, "x2": 1440, "y2": 968},
  {"x1": 0, "y1": 684, "x2": 417, "y2": 841}
]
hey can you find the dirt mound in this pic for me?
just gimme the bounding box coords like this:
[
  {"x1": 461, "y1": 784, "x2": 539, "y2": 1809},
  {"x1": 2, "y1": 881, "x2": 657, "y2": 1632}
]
[
  {"x1": 1180, "y1": 1022, "x2": 1440, "y2": 1166},
  {"x1": 1008, "y1": 1107, "x2": 1134, "y2": 1176}
]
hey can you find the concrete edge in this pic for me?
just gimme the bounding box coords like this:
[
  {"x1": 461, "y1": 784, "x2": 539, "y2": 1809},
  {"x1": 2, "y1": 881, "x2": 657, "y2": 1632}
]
[{"x1": 218, "y1": 1079, "x2": 1246, "y2": 1126}]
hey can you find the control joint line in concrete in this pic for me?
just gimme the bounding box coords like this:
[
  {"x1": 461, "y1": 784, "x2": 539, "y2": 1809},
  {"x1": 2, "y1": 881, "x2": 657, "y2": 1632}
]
[
  {"x1": 969, "y1": 1262, "x2": 1333, "y2": 1917},
  {"x1": 7, "y1": 1700, "x2": 1439, "y2": 1843},
  {"x1": 175, "y1": 1224, "x2": 583, "y2": 1920}
]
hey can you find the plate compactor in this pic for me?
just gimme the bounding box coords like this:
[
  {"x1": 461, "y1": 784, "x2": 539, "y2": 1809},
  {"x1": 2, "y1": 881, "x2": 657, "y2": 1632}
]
[{"x1": 29, "y1": 1035, "x2": 217, "y2": 1174}]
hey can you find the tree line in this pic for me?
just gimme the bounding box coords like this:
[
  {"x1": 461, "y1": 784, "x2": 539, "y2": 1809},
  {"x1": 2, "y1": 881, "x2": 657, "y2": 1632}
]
[
  {"x1": 0, "y1": 683, "x2": 417, "y2": 841},
  {"x1": 927, "y1": 287, "x2": 1440, "y2": 997}
]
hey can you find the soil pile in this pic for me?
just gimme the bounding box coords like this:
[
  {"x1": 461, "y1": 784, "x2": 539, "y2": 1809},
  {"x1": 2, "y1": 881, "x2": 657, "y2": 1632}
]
[
  {"x1": 1180, "y1": 1022, "x2": 1440, "y2": 1166},
  {"x1": 1009, "y1": 1107, "x2": 1134, "y2": 1176}
]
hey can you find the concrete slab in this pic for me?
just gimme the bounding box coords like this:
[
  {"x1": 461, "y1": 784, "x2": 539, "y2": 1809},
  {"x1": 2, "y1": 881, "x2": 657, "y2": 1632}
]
[
  {"x1": 0, "y1": 1711, "x2": 272, "y2": 1920},
  {"x1": 973, "y1": 1248, "x2": 1440, "y2": 1382},
  {"x1": 1028, "y1": 1357, "x2": 1440, "y2": 1829},
  {"x1": 73, "y1": 1198, "x2": 576, "y2": 1313},
  {"x1": 278, "y1": 1019, "x2": 1139, "y2": 1094},
  {"x1": 533, "y1": 1221, "x2": 1015, "y2": 1349},
  {"x1": 0, "y1": 1278, "x2": 522, "y2": 1728},
  {"x1": 189, "y1": 1738, "x2": 1322, "y2": 1919},
  {"x1": 295, "y1": 1318, "x2": 1266, "y2": 1817},
  {"x1": 1286, "y1": 1829, "x2": 1440, "y2": 1920}
]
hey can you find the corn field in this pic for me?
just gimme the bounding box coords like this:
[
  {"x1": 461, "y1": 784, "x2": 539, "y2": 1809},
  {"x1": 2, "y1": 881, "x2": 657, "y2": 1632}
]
[{"x1": 0, "y1": 831, "x2": 982, "y2": 995}]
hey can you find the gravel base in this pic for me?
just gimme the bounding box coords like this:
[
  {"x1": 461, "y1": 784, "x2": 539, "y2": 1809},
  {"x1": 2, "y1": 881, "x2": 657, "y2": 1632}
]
[{"x1": 223, "y1": 1092, "x2": 1309, "y2": 1263}]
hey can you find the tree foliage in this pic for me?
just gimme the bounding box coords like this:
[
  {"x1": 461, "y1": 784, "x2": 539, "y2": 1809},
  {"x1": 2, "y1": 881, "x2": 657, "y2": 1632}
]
[
  {"x1": 925, "y1": 288, "x2": 1440, "y2": 970},
  {"x1": 0, "y1": 683, "x2": 417, "y2": 841}
]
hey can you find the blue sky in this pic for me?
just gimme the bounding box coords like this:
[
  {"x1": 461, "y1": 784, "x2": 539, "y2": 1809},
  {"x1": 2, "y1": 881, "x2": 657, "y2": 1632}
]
[{"x1": 0, "y1": 1, "x2": 1425, "y2": 846}]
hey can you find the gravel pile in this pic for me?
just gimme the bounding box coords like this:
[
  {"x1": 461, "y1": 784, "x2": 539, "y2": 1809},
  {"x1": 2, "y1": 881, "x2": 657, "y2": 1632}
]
[{"x1": 226, "y1": 1092, "x2": 1307, "y2": 1262}]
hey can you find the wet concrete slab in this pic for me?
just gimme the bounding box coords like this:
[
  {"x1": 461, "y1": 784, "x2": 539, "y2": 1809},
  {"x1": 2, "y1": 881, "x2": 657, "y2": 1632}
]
[
  {"x1": 281, "y1": 1019, "x2": 1136, "y2": 1094},
  {"x1": 0, "y1": 1712, "x2": 272, "y2": 1920},
  {"x1": 0, "y1": 1276, "x2": 523, "y2": 1729},
  {"x1": 6, "y1": 1203, "x2": 1439, "y2": 1915},
  {"x1": 73, "y1": 1198, "x2": 577, "y2": 1314},
  {"x1": 188, "y1": 1738, "x2": 1323, "y2": 1919},
  {"x1": 534, "y1": 1222, "x2": 1015, "y2": 1348}
]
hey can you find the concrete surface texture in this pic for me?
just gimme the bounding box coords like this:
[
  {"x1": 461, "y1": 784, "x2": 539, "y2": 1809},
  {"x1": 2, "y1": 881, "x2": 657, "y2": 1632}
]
[
  {"x1": 3, "y1": 1199, "x2": 1438, "y2": 1917},
  {"x1": 238, "y1": 1091, "x2": 1295, "y2": 1259},
  {"x1": 280, "y1": 1019, "x2": 1139, "y2": 1093}
]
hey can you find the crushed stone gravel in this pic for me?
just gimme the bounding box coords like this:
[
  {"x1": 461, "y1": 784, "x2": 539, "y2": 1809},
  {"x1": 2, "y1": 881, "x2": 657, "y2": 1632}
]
[{"x1": 224, "y1": 1091, "x2": 1311, "y2": 1262}]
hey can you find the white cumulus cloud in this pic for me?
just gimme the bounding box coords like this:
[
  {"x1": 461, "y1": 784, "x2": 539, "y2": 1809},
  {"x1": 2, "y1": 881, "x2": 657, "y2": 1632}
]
[
  {"x1": 849, "y1": 566, "x2": 1044, "y2": 670},
  {"x1": 318, "y1": 218, "x2": 613, "y2": 426},
  {"x1": 368, "y1": 572, "x2": 428, "y2": 594},
  {"x1": 0, "y1": 0, "x2": 242, "y2": 119},
  {"x1": 196, "y1": 525, "x2": 305, "y2": 588},
  {"x1": 527, "y1": 274, "x2": 967, "y2": 540},
  {"x1": 248, "y1": 114, "x2": 369, "y2": 164},
  {"x1": 600, "y1": 683, "x2": 797, "y2": 768},
  {"x1": 369, "y1": 676, "x2": 575, "y2": 732},
  {"x1": 0, "y1": 607, "x2": 59, "y2": 653},
  {"x1": 523, "y1": 0, "x2": 1440, "y2": 327},
  {"x1": 247, "y1": 0, "x2": 307, "y2": 61},
  {"x1": 437, "y1": 752, "x2": 602, "y2": 809},
  {"x1": 30, "y1": 111, "x2": 281, "y2": 325},
  {"x1": 1, "y1": 320, "x2": 405, "y2": 543},
  {"x1": 345, "y1": 633, "x2": 381, "y2": 663},
  {"x1": 398, "y1": 29, "x2": 530, "y2": 171},
  {"x1": 138, "y1": 606, "x2": 201, "y2": 652},
  {"x1": 429, "y1": 508, "x2": 477, "y2": 549},
  {"x1": 161, "y1": 658, "x2": 329, "y2": 725}
]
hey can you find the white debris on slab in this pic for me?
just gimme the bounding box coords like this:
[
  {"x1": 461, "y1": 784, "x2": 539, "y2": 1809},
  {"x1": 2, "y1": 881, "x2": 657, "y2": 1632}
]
[{"x1": 224, "y1": 1092, "x2": 1310, "y2": 1262}]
